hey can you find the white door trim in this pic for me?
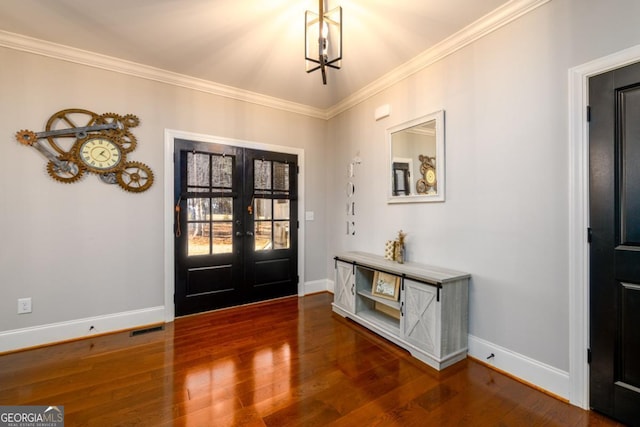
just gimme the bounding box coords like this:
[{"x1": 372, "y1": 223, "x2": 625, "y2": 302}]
[
  {"x1": 163, "y1": 129, "x2": 305, "y2": 322},
  {"x1": 568, "y1": 44, "x2": 640, "y2": 409}
]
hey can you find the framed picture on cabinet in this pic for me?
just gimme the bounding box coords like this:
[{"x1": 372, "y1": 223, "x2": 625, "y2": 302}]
[{"x1": 372, "y1": 271, "x2": 400, "y2": 301}]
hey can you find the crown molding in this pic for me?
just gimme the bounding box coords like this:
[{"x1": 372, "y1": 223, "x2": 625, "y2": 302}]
[
  {"x1": 0, "y1": 0, "x2": 548, "y2": 122},
  {"x1": 0, "y1": 29, "x2": 328, "y2": 120},
  {"x1": 326, "y1": 0, "x2": 551, "y2": 119}
]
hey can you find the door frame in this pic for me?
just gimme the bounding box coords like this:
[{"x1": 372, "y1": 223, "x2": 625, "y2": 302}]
[
  {"x1": 569, "y1": 43, "x2": 640, "y2": 409},
  {"x1": 162, "y1": 129, "x2": 305, "y2": 322}
]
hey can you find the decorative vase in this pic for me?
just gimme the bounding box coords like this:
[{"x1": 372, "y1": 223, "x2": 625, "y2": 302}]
[{"x1": 396, "y1": 243, "x2": 404, "y2": 264}]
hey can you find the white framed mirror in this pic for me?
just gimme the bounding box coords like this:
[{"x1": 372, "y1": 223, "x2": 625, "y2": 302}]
[{"x1": 387, "y1": 110, "x2": 445, "y2": 203}]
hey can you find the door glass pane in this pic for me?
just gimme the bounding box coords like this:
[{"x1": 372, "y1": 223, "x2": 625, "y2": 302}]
[
  {"x1": 254, "y1": 159, "x2": 272, "y2": 191},
  {"x1": 212, "y1": 222, "x2": 233, "y2": 254},
  {"x1": 273, "y1": 200, "x2": 290, "y2": 220},
  {"x1": 188, "y1": 223, "x2": 210, "y2": 256},
  {"x1": 254, "y1": 198, "x2": 272, "y2": 220},
  {"x1": 211, "y1": 155, "x2": 233, "y2": 189},
  {"x1": 188, "y1": 198, "x2": 210, "y2": 221},
  {"x1": 187, "y1": 152, "x2": 210, "y2": 188},
  {"x1": 212, "y1": 197, "x2": 233, "y2": 254},
  {"x1": 212, "y1": 197, "x2": 233, "y2": 219},
  {"x1": 255, "y1": 221, "x2": 272, "y2": 251},
  {"x1": 274, "y1": 221, "x2": 290, "y2": 249},
  {"x1": 273, "y1": 162, "x2": 289, "y2": 191}
]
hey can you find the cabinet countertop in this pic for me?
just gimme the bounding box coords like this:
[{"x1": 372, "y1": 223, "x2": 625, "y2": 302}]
[{"x1": 335, "y1": 251, "x2": 470, "y2": 285}]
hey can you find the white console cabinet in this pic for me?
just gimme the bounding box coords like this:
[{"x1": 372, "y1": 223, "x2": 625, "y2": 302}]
[{"x1": 332, "y1": 251, "x2": 470, "y2": 370}]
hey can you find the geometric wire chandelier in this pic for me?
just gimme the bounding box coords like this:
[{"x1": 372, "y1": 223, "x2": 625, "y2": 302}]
[{"x1": 305, "y1": 0, "x2": 342, "y2": 85}]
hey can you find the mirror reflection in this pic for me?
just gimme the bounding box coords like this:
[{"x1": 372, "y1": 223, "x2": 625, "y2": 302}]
[{"x1": 387, "y1": 110, "x2": 445, "y2": 203}]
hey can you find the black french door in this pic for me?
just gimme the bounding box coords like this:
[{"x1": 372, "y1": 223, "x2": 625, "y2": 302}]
[{"x1": 174, "y1": 139, "x2": 298, "y2": 316}]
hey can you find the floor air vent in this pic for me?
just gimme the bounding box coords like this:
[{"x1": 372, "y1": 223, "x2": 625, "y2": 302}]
[{"x1": 130, "y1": 325, "x2": 164, "y2": 337}]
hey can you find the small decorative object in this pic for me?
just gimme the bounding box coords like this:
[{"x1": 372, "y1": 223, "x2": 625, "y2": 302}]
[
  {"x1": 384, "y1": 240, "x2": 396, "y2": 261},
  {"x1": 395, "y1": 230, "x2": 407, "y2": 264},
  {"x1": 395, "y1": 243, "x2": 404, "y2": 264},
  {"x1": 346, "y1": 181, "x2": 355, "y2": 197},
  {"x1": 346, "y1": 221, "x2": 355, "y2": 236},
  {"x1": 372, "y1": 271, "x2": 401, "y2": 301},
  {"x1": 15, "y1": 108, "x2": 154, "y2": 192}
]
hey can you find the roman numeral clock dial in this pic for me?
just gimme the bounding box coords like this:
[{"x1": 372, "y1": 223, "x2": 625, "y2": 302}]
[{"x1": 77, "y1": 136, "x2": 123, "y2": 173}]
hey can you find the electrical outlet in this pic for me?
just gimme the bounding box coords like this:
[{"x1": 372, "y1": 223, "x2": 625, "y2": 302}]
[{"x1": 18, "y1": 297, "x2": 32, "y2": 314}]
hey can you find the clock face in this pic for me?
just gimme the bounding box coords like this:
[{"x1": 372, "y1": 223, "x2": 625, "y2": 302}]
[
  {"x1": 78, "y1": 137, "x2": 123, "y2": 173},
  {"x1": 425, "y1": 168, "x2": 436, "y2": 186}
]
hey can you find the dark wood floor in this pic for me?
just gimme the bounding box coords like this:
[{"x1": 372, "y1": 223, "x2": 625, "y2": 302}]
[{"x1": 0, "y1": 293, "x2": 624, "y2": 426}]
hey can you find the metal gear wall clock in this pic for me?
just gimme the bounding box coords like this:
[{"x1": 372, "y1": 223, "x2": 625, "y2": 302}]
[{"x1": 15, "y1": 108, "x2": 154, "y2": 193}]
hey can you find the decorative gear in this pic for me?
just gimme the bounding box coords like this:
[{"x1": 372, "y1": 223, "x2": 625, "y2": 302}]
[
  {"x1": 45, "y1": 109, "x2": 100, "y2": 155},
  {"x1": 122, "y1": 114, "x2": 140, "y2": 128},
  {"x1": 46, "y1": 156, "x2": 84, "y2": 183},
  {"x1": 96, "y1": 113, "x2": 138, "y2": 153},
  {"x1": 116, "y1": 161, "x2": 154, "y2": 193},
  {"x1": 15, "y1": 130, "x2": 38, "y2": 146},
  {"x1": 115, "y1": 130, "x2": 137, "y2": 153},
  {"x1": 97, "y1": 112, "x2": 140, "y2": 130},
  {"x1": 96, "y1": 112, "x2": 122, "y2": 126},
  {"x1": 96, "y1": 113, "x2": 126, "y2": 132}
]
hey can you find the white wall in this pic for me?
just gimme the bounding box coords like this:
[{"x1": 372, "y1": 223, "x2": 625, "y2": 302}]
[
  {"x1": 0, "y1": 47, "x2": 327, "y2": 346},
  {"x1": 327, "y1": 0, "x2": 640, "y2": 391}
]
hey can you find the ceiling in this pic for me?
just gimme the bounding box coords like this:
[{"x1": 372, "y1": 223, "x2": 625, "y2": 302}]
[{"x1": 0, "y1": 0, "x2": 510, "y2": 110}]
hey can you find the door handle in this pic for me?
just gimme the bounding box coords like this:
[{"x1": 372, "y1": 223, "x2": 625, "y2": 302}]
[
  {"x1": 246, "y1": 231, "x2": 254, "y2": 236},
  {"x1": 235, "y1": 232, "x2": 243, "y2": 237}
]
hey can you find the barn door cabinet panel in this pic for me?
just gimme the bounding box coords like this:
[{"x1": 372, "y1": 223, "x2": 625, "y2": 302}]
[
  {"x1": 333, "y1": 259, "x2": 356, "y2": 313},
  {"x1": 332, "y1": 251, "x2": 470, "y2": 370}
]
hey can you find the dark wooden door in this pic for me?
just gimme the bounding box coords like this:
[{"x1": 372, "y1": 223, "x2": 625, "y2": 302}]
[
  {"x1": 243, "y1": 148, "x2": 299, "y2": 303},
  {"x1": 589, "y1": 61, "x2": 640, "y2": 425},
  {"x1": 174, "y1": 139, "x2": 298, "y2": 316}
]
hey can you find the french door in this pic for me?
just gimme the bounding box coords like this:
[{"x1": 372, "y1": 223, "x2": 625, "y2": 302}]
[{"x1": 174, "y1": 138, "x2": 298, "y2": 316}]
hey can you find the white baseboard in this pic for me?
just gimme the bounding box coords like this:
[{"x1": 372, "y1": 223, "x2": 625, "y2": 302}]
[
  {"x1": 327, "y1": 279, "x2": 335, "y2": 294},
  {"x1": 468, "y1": 334, "x2": 570, "y2": 400},
  {"x1": 304, "y1": 279, "x2": 331, "y2": 295},
  {"x1": 0, "y1": 306, "x2": 165, "y2": 353}
]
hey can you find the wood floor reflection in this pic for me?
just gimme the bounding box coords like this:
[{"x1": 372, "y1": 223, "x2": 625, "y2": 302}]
[{"x1": 0, "y1": 293, "x2": 624, "y2": 426}]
